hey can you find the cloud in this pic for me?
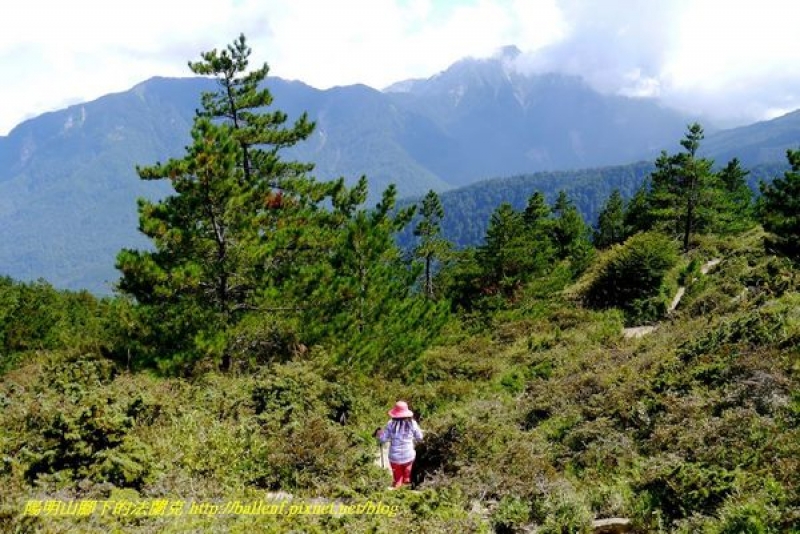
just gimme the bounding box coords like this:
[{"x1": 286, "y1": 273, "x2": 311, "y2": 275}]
[
  {"x1": 514, "y1": 0, "x2": 682, "y2": 93},
  {"x1": 0, "y1": 0, "x2": 269, "y2": 135},
  {"x1": 258, "y1": 0, "x2": 565, "y2": 89},
  {"x1": 2, "y1": 0, "x2": 800, "y2": 134},
  {"x1": 511, "y1": 0, "x2": 800, "y2": 126}
]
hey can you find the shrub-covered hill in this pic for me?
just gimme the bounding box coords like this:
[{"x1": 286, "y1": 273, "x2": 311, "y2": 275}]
[{"x1": 1, "y1": 228, "x2": 799, "y2": 533}]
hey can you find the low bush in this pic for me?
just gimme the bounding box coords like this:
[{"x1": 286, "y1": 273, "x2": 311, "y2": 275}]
[{"x1": 577, "y1": 232, "x2": 679, "y2": 324}]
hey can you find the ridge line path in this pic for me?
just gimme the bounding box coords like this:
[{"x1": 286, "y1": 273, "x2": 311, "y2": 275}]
[{"x1": 623, "y1": 258, "x2": 721, "y2": 339}]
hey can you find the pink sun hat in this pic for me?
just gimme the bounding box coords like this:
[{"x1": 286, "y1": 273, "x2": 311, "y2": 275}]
[{"x1": 388, "y1": 400, "x2": 414, "y2": 418}]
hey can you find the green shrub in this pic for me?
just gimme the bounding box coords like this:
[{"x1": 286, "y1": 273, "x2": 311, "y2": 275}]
[
  {"x1": 713, "y1": 500, "x2": 778, "y2": 534},
  {"x1": 635, "y1": 457, "x2": 737, "y2": 522},
  {"x1": 492, "y1": 495, "x2": 531, "y2": 533},
  {"x1": 538, "y1": 483, "x2": 593, "y2": 533},
  {"x1": 678, "y1": 308, "x2": 788, "y2": 363},
  {"x1": 579, "y1": 232, "x2": 679, "y2": 323},
  {"x1": 93, "y1": 436, "x2": 154, "y2": 488},
  {"x1": 259, "y1": 415, "x2": 366, "y2": 491},
  {"x1": 23, "y1": 394, "x2": 153, "y2": 489},
  {"x1": 251, "y1": 362, "x2": 326, "y2": 424}
]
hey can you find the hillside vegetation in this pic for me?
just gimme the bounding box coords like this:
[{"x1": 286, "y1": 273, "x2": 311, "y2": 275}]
[
  {"x1": 2, "y1": 231, "x2": 798, "y2": 533},
  {"x1": 1, "y1": 36, "x2": 799, "y2": 533}
]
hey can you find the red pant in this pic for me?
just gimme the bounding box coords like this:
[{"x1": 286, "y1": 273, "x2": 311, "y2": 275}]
[{"x1": 389, "y1": 460, "x2": 413, "y2": 488}]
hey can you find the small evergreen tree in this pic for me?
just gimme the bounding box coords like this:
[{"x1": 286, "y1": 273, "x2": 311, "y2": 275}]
[
  {"x1": 479, "y1": 203, "x2": 529, "y2": 297},
  {"x1": 523, "y1": 191, "x2": 551, "y2": 229},
  {"x1": 715, "y1": 158, "x2": 754, "y2": 233},
  {"x1": 594, "y1": 189, "x2": 627, "y2": 248},
  {"x1": 551, "y1": 191, "x2": 592, "y2": 265},
  {"x1": 760, "y1": 148, "x2": 800, "y2": 260},
  {"x1": 522, "y1": 191, "x2": 557, "y2": 270},
  {"x1": 434, "y1": 247, "x2": 484, "y2": 313},
  {"x1": 552, "y1": 191, "x2": 587, "y2": 259},
  {"x1": 301, "y1": 183, "x2": 447, "y2": 373},
  {"x1": 413, "y1": 190, "x2": 450, "y2": 299},
  {"x1": 582, "y1": 232, "x2": 679, "y2": 324},
  {"x1": 624, "y1": 182, "x2": 653, "y2": 236}
]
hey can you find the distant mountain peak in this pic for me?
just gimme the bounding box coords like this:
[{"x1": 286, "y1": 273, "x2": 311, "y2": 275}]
[
  {"x1": 384, "y1": 46, "x2": 523, "y2": 94},
  {"x1": 494, "y1": 45, "x2": 522, "y2": 61}
]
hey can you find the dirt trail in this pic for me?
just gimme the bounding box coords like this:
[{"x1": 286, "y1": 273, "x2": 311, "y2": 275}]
[
  {"x1": 668, "y1": 287, "x2": 686, "y2": 313},
  {"x1": 622, "y1": 258, "x2": 720, "y2": 339}
]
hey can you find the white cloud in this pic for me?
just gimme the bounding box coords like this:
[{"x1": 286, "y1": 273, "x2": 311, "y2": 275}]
[
  {"x1": 1, "y1": 0, "x2": 800, "y2": 134},
  {"x1": 0, "y1": 0, "x2": 268, "y2": 135},
  {"x1": 512, "y1": 0, "x2": 800, "y2": 126},
  {"x1": 259, "y1": 0, "x2": 565, "y2": 89}
]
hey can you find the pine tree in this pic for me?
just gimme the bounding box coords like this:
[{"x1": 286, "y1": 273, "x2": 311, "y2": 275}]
[
  {"x1": 479, "y1": 203, "x2": 529, "y2": 297},
  {"x1": 646, "y1": 151, "x2": 682, "y2": 234},
  {"x1": 594, "y1": 189, "x2": 627, "y2": 248},
  {"x1": 624, "y1": 181, "x2": 653, "y2": 236},
  {"x1": 116, "y1": 36, "x2": 336, "y2": 372},
  {"x1": 188, "y1": 34, "x2": 316, "y2": 191},
  {"x1": 551, "y1": 191, "x2": 590, "y2": 259},
  {"x1": 760, "y1": 148, "x2": 800, "y2": 260},
  {"x1": 523, "y1": 191, "x2": 550, "y2": 228},
  {"x1": 551, "y1": 191, "x2": 594, "y2": 274},
  {"x1": 715, "y1": 158, "x2": 753, "y2": 233},
  {"x1": 301, "y1": 183, "x2": 447, "y2": 373},
  {"x1": 434, "y1": 247, "x2": 484, "y2": 313},
  {"x1": 521, "y1": 191, "x2": 557, "y2": 272},
  {"x1": 677, "y1": 123, "x2": 716, "y2": 251},
  {"x1": 413, "y1": 190, "x2": 450, "y2": 299},
  {"x1": 646, "y1": 123, "x2": 716, "y2": 251}
]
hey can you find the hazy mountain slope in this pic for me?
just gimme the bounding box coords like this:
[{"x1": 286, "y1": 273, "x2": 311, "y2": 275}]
[
  {"x1": 0, "y1": 77, "x2": 450, "y2": 293},
  {"x1": 386, "y1": 50, "x2": 692, "y2": 185},
  {"x1": 703, "y1": 108, "x2": 800, "y2": 165},
  {"x1": 273, "y1": 82, "x2": 451, "y2": 194},
  {"x1": 0, "y1": 78, "x2": 201, "y2": 293}
]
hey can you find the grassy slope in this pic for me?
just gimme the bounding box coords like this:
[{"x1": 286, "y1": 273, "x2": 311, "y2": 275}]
[{"x1": 1, "y1": 228, "x2": 798, "y2": 533}]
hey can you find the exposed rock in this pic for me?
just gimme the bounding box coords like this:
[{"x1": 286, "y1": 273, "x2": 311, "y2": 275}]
[
  {"x1": 592, "y1": 517, "x2": 633, "y2": 533},
  {"x1": 265, "y1": 491, "x2": 293, "y2": 501},
  {"x1": 623, "y1": 326, "x2": 657, "y2": 338},
  {"x1": 701, "y1": 258, "x2": 721, "y2": 274}
]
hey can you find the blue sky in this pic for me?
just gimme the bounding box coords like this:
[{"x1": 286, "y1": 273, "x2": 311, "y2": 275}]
[{"x1": 2, "y1": 0, "x2": 800, "y2": 135}]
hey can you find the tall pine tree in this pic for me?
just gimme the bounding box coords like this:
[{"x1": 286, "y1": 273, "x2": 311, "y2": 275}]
[
  {"x1": 116, "y1": 36, "x2": 337, "y2": 372},
  {"x1": 646, "y1": 123, "x2": 717, "y2": 251}
]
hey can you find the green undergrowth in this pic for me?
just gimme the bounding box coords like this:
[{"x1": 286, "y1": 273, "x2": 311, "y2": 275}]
[{"x1": 2, "y1": 232, "x2": 799, "y2": 532}]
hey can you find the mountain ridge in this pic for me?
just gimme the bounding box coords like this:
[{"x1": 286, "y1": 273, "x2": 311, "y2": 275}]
[{"x1": 1, "y1": 51, "x2": 800, "y2": 293}]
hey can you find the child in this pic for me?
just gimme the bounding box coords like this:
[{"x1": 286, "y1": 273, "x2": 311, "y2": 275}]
[{"x1": 374, "y1": 400, "x2": 424, "y2": 489}]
